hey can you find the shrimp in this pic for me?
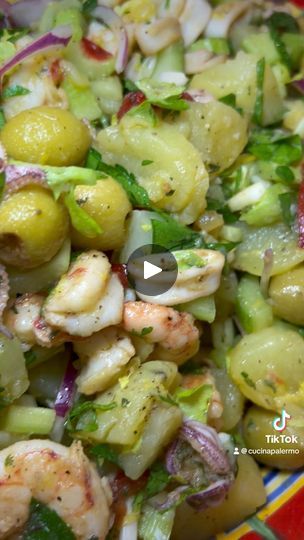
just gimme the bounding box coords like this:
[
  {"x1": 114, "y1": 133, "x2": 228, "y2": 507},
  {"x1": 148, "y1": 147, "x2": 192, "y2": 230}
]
[
  {"x1": 3, "y1": 294, "x2": 68, "y2": 349},
  {"x1": 44, "y1": 251, "x2": 124, "y2": 337},
  {"x1": 137, "y1": 249, "x2": 225, "y2": 306},
  {"x1": 123, "y1": 301, "x2": 199, "y2": 365},
  {"x1": 0, "y1": 439, "x2": 112, "y2": 540},
  {"x1": 75, "y1": 327, "x2": 135, "y2": 395}
]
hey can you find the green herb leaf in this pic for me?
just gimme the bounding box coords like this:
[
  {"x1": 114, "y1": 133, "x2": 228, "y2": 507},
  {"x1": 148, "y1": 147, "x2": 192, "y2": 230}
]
[
  {"x1": 2, "y1": 85, "x2": 30, "y2": 99},
  {"x1": 142, "y1": 160, "x2": 154, "y2": 166},
  {"x1": 253, "y1": 57, "x2": 265, "y2": 126},
  {"x1": 279, "y1": 191, "x2": 297, "y2": 227},
  {"x1": 64, "y1": 189, "x2": 102, "y2": 238},
  {"x1": 265, "y1": 12, "x2": 299, "y2": 35},
  {"x1": 0, "y1": 107, "x2": 5, "y2": 129},
  {"x1": 85, "y1": 147, "x2": 102, "y2": 170},
  {"x1": 67, "y1": 400, "x2": 117, "y2": 432},
  {"x1": 219, "y1": 93, "x2": 243, "y2": 115},
  {"x1": 136, "y1": 79, "x2": 188, "y2": 112},
  {"x1": 247, "y1": 516, "x2": 279, "y2": 540},
  {"x1": 90, "y1": 443, "x2": 120, "y2": 465},
  {"x1": 275, "y1": 165, "x2": 295, "y2": 183},
  {"x1": 23, "y1": 498, "x2": 76, "y2": 540},
  {"x1": 145, "y1": 463, "x2": 171, "y2": 499},
  {"x1": 24, "y1": 349, "x2": 37, "y2": 368},
  {"x1": 98, "y1": 162, "x2": 151, "y2": 208},
  {"x1": 82, "y1": 0, "x2": 97, "y2": 13},
  {"x1": 268, "y1": 25, "x2": 291, "y2": 68},
  {"x1": 152, "y1": 215, "x2": 204, "y2": 251},
  {"x1": 247, "y1": 130, "x2": 302, "y2": 165},
  {"x1": 241, "y1": 371, "x2": 256, "y2": 389}
]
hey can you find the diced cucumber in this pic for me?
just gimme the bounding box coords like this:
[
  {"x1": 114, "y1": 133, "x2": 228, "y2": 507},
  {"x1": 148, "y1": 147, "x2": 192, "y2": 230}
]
[
  {"x1": 152, "y1": 41, "x2": 184, "y2": 81},
  {"x1": 62, "y1": 77, "x2": 101, "y2": 121},
  {"x1": 177, "y1": 296, "x2": 216, "y2": 323},
  {"x1": 282, "y1": 33, "x2": 304, "y2": 70},
  {"x1": 242, "y1": 32, "x2": 279, "y2": 65},
  {"x1": 189, "y1": 37, "x2": 230, "y2": 55},
  {"x1": 220, "y1": 225, "x2": 243, "y2": 243},
  {"x1": 236, "y1": 274, "x2": 273, "y2": 333},
  {"x1": 0, "y1": 406, "x2": 55, "y2": 434},
  {"x1": 64, "y1": 41, "x2": 115, "y2": 80},
  {"x1": 91, "y1": 76, "x2": 123, "y2": 115},
  {"x1": 0, "y1": 336, "x2": 29, "y2": 404}
]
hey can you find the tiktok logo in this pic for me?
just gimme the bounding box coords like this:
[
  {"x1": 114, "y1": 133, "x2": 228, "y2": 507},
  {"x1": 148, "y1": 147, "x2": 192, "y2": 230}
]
[{"x1": 272, "y1": 409, "x2": 291, "y2": 432}]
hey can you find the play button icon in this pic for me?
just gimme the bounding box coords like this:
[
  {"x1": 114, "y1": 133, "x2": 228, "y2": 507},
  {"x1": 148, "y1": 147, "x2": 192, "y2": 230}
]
[
  {"x1": 144, "y1": 261, "x2": 162, "y2": 280},
  {"x1": 127, "y1": 244, "x2": 178, "y2": 297}
]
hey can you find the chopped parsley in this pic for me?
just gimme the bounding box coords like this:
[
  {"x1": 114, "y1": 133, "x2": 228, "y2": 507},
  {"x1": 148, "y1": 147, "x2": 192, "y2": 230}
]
[
  {"x1": 23, "y1": 498, "x2": 76, "y2": 540},
  {"x1": 252, "y1": 58, "x2": 265, "y2": 126},
  {"x1": 241, "y1": 372, "x2": 256, "y2": 389},
  {"x1": 2, "y1": 85, "x2": 30, "y2": 99},
  {"x1": 90, "y1": 443, "x2": 120, "y2": 465},
  {"x1": 67, "y1": 400, "x2": 117, "y2": 432}
]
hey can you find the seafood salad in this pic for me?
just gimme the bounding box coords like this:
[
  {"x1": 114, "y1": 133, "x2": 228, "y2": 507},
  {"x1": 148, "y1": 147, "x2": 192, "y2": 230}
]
[{"x1": 0, "y1": 0, "x2": 303, "y2": 538}]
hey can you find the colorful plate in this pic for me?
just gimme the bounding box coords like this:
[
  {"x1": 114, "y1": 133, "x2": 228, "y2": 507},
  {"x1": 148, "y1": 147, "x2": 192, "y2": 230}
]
[{"x1": 217, "y1": 469, "x2": 304, "y2": 539}]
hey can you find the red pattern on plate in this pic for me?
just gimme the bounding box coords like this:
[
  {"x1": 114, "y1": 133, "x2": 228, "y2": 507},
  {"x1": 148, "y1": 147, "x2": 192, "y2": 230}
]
[{"x1": 241, "y1": 487, "x2": 304, "y2": 540}]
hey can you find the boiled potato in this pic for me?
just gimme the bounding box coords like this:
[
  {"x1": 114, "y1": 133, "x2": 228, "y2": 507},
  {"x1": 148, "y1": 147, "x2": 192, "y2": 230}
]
[
  {"x1": 81, "y1": 361, "x2": 178, "y2": 446},
  {"x1": 228, "y1": 326, "x2": 304, "y2": 415},
  {"x1": 119, "y1": 403, "x2": 182, "y2": 479},
  {"x1": 269, "y1": 266, "x2": 304, "y2": 326},
  {"x1": 211, "y1": 368, "x2": 245, "y2": 431},
  {"x1": 191, "y1": 52, "x2": 284, "y2": 126},
  {"x1": 0, "y1": 187, "x2": 69, "y2": 268},
  {"x1": 71, "y1": 178, "x2": 131, "y2": 250},
  {"x1": 244, "y1": 406, "x2": 304, "y2": 469},
  {"x1": 233, "y1": 223, "x2": 304, "y2": 276},
  {"x1": 172, "y1": 454, "x2": 266, "y2": 540},
  {"x1": 0, "y1": 335, "x2": 29, "y2": 404},
  {"x1": 1, "y1": 106, "x2": 91, "y2": 166},
  {"x1": 97, "y1": 115, "x2": 209, "y2": 224},
  {"x1": 176, "y1": 101, "x2": 248, "y2": 172}
]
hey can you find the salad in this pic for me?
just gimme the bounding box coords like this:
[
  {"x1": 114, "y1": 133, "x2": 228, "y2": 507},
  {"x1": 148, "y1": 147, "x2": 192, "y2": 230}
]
[{"x1": 0, "y1": 0, "x2": 303, "y2": 538}]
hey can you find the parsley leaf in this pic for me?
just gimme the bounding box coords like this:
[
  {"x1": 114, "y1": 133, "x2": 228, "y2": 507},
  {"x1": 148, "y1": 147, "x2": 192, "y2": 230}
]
[
  {"x1": 279, "y1": 191, "x2": 297, "y2": 226},
  {"x1": 0, "y1": 107, "x2": 5, "y2": 129},
  {"x1": 275, "y1": 165, "x2": 295, "y2": 184},
  {"x1": 2, "y1": 85, "x2": 30, "y2": 99},
  {"x1": 24, "y1": 349, "x2": 37, "y2": 368},
  {"x1": 82, "y1": 0, "x2": 97, "y2": 13},
  {"x1": 152, "y1": 214, "x2": 204, "y2": 251},
  {"x1": 142, "y1": 159, "x2": 154, "y2": 166},
  {"x1": 130, "y1": 326, "x2": 153, "y2": 337},
  {"x1": 219, "y1": 93, "x2": 243, "y2": 115},
  {"x1": 90, "y1": 443, "x2": 120, "y2": 465},
  {"x1": 247, "y1": 129, "x2": 302, "y2": 165},
  {"x1": 23, "y1": 498, "x2": 76, "y2": 540},
  {"x1": 67, "y1": 400, "x2": 117, "y2": 432}
]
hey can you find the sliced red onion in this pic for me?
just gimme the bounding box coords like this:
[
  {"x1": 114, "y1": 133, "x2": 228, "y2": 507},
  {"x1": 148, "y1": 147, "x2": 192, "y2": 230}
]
[
  {"x1": 54, "y1": 355, "x2": 78, "y2": 418},
  {"x1": 0, "y1": 143, "x2": 7, "y2": 174},
  {"x1": 186, "y1": 478, "x2": 231, "y2": 510},
  {"x1": 6, "y1": 0, "x2": 51, "y2": 28},
  {"x1": 183, "y1": 89, "x2": 215, "y2": 104},
  {"x1": 289, "y1": 79, "x2": 304, "y2": 96},
  {"x1": 92, "y1": 6, "x2": 129, "y2": 73},
  {"x1": 5, "y1": 164, "x2": 46, "y2": 184},
  {"x1": 0, "y1": 26, "x2": 72, "y2": 82},
  {"x1": 181, "y1": 421, "x2": 230, "y2": 475}
]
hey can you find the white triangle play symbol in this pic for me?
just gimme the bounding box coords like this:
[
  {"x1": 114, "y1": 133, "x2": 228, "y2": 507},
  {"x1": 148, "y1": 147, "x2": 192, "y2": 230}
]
[{"x1": 144, "y1": 260, "x2": 162, "y2": 280}]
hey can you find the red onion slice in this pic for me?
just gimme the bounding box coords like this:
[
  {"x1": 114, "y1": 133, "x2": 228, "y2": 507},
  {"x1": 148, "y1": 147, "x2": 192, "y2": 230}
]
[
  {"x1": 0, "y1": 26, "x2": 72, "y2": 82},
  {"x1": 289, "y1": 79, "x2": 304, "y2": 96},
  {"x1": 54, "y1": 355, "x2": 78, "y2": 418},
  {"x1": 91, "y1": 6, "x2": 129, "y2": 73},
  {"x1": 4, "y1": 173, "x2": 48, "y2": 198}
]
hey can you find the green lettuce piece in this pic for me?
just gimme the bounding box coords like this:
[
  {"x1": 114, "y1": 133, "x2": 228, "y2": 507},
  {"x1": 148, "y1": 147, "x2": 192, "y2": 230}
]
[
  {"x1": 139, "y1": 505, "x2": 175, "y2": 540},
  {"x1": 241, "y1": 184, "x2": 289, "y2": 226},
  {"x1": 136, "y1": 79, "x2": 188, "y2": 111},
  {"x1": 174, "y1": 384, "x2": 213, "y2": 423},
  {"x1": 64, "y1": 189, "x2": 102, "y2": 238},
  {"x1": 62, "y1": 77, "x2": 101, "y2": 121}
]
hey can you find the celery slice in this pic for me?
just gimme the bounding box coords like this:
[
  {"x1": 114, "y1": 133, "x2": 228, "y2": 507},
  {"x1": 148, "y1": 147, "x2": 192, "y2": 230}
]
[
  {"x1": 236, "y1": 274, "x2": 273, "y2": 333},
  {"x1": 0, "y1": 406, "x2": 55, "y2": 434}
]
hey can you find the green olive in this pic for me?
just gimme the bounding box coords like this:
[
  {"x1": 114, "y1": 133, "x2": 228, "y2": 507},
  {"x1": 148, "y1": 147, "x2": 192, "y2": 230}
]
[
  {"x1": 243, "y1": 406, "x2": 304, "y2": 469},
  {"x1": 228, "y1": 326, "x2": 304, "y2": 414},
  {"x1": 269, "y1": 265, "x2": 304, "y2": 326},
  {"x1": 71, "y1": 178, "x2": 131, "y2": 250},
  {"x1": 0, "y1": 187, "x2": 69, "y2": 268},
  {"x1": 1, "y1": 106, "x2": 91, "y2": 166}
]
